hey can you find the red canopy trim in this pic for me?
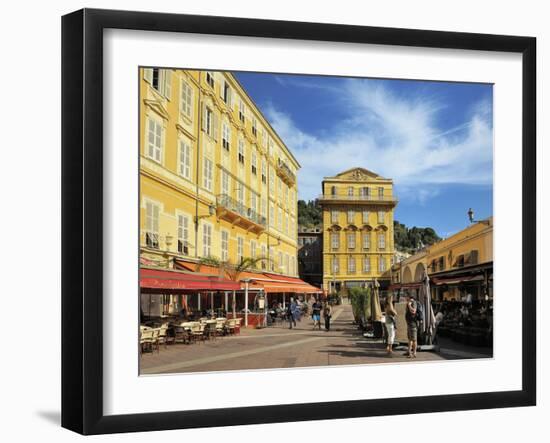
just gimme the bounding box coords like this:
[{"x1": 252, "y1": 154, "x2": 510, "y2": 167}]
[{"x1": 140, "y1": 268, "x2": 240, "y2": 292}]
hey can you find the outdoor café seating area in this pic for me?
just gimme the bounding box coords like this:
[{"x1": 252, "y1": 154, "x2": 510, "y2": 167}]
[{"x1": 140, "y1": 317, "x2": 243, "y2": 355}]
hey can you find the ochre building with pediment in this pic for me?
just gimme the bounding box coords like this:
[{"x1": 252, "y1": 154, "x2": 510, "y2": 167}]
[{"x1": 318, "y1": 168, "x2": 398, "y2": 293}]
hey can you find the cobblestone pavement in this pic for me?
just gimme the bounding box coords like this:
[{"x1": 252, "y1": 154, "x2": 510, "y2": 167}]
[{"x1": 140, "y1": 303, "x2": 492, "y2": 375}]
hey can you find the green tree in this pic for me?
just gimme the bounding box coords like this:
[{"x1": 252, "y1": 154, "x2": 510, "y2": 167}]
[
  {"x1": 297, "y1": 199, "x2": 322, "y2": 227},
  {"x1": 393, "y1": 220, "x2": 441, "y2": 253}
]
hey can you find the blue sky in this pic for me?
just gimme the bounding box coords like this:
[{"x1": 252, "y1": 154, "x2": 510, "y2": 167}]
[{"x1": 235, "y1": 72, "x2": 493, "y2": 238}]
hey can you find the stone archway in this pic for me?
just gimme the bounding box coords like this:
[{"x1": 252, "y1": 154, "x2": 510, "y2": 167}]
[
  {"x1": 402, "y1": 266, "x2": 413, "y2": 284},
  {"x1": 414, "y1": 262, "x2": 426, "y2": 282}
]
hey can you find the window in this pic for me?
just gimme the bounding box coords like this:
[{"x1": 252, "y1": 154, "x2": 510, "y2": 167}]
[
  {"x1": 363, "y1": 232, "x2": 371, "y2": 250},
  {"x1": 269, "y1": 168, "x2": 275, "y2": 196},
  {"x1": 278, "y1": 176, "x2": 282, "y2": 198},
  {"x1": 268, "y1": 247, "x2": 274, "y2": 271},
  {"x1": 177, "y1": 214, "x2": 190, "y2": 255},
  {"x1": 250, "y1": 192, "x2": 257, "y2": 213},
  {"x1": 250, "y1": 240, "x2": 257, "y2": 259},
  {"x1": 222, "y1": 80, "x2": 231, "y2": 104},
  {"x1": 239, "y1": 100, "x2": 246, "y2": 123},
  {"x1": 221, "y1": 170, "x2": 230, "y2": 195},
  {"x1": 378, "y1": 187, "x2": 384, "y2": 199},
  {"x1": 180, "y1": 80, "x2": 193, "y2": 118},
  {"x1": 331, "y1": 186, "x2": 337, "y2": 196},
  {"x1": 359, "y1": 187, "x2": 370, "y2": 199},
  {"x1": 348, "y1": 186, "x2": 354, "y2": 196},
  {"x1": 363, "y1": 256, "x2": 371, "y2": 273},
  {"x1": 261, "y1": 198, "x2": 267, "y2": 219},
  {"x1": 379, "y1": 256, "x2": 386, "y2": 272},
  {"x1": 251, "y1": 117, "x2": 257, "y2": 136},
  {"x1": 284, "y1": 213, "x2": 289, "y2": 235},
  {"x1": 251, "y1": 150, "x2": 257, "y2": 175},
  {"x1": 179, "y1": 139, "x2": 192, "y2": 180},
  {"x1": 237, "y1": 237, "x2": 244, "y2": 263},
  {"x1": 332, "y1": 257, "x2": 339, "y2": 274},
  {"x1": 438, "y1": 256, "x2": 445, "y2": 271},
  {"x1": 285, "y1": 254, "x2": 290, "y2": 275},
  {"x1": 220, "y1": 230, "x2": 229, "y2": 261},
  {"x1": 278, "y1": 252, "x2": 283, "y2": 271},
  {"x1": 261, "y1": 245, "x2": 267, "y2": 269},
  {"x1": 378, "y1": 233, "x2": 386, "y2": 250},
  {"x1": 347, "y1": 232, "x2": 356, "y2": 249},
  {"x1": 348, "y1": 257, "x2": 356, "y2": 274},
  {"x1": 238, "y1": 140, "x2": 245, "y2": 164},
  {"x1": 347, "y1": 210, "x2": 355, "y2": 224},
  {"x1": 145, "y1": 201, "x2": 160, "y2": 249},
  {"x1": 203, "y1": 158, "x2": 213, "y2": 191},
  {"x1": 144, "y1": 68, "x2": 172, "y2": 99},
  {"x1": 222, "y1": 123, "x2": 231, "y2": 150},
  {"x1": 202, "y1": 105, "x2": 218, "y2": 140},
  {"x1": 261, "y1": 159, "x2": 267, "y2": 184},
  {"x1": 278, "y1": 207, "x2": 283, "y2": 231},
  {"x1": 377, "y1": 211, "x2": 385, "y2": 224},
  {"x1": 290, "y1": 257, "x2": 295, "y2": 276},
  {"x1": 362, "y1": 210, "x2": 370, "y2": 224},
  {"x1": 269, "y1": 203, "x2": 275, "y2": 227},
  {"x1": 146, "y1": 118, "x2": 163, "y2": 163},
  {"x1": 206, "y1": 71, "x2": 215, "y2": 88},
  {"x1": 237, "y1": 184, "x2": 245, "y2": 206},
  {"x1": 331, "y1": 232, "x2": 339, "y2": 250},
  {"x1": 331, "y1": 210, "x2": 339, "y2": 224},
  {"x1": 202, "y1": 223, "x2": 212, "y2": 257}
]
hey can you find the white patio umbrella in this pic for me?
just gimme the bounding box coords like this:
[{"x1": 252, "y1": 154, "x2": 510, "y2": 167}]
[{"x1": 421, "y1": 271, "x2": 436, "y2": 344}]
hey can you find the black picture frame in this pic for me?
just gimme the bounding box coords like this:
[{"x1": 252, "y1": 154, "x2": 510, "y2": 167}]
[{"x1": 61, "y1": 8, "x2": 536, "y2": 435}]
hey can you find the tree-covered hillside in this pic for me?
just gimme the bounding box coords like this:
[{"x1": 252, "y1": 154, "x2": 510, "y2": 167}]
[
  {"x1": 297, "y1": 199, "x2": 323, "y2": 227},
  {"x1": 297, "y1": 199, "x2": 441, "y2": 252}
]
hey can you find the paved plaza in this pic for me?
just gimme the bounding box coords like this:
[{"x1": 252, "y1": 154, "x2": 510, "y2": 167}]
[{"x1": 140, "y1": 303, "x2": 492, "y2": 375}]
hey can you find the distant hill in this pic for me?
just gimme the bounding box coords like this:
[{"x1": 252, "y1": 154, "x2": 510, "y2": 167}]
[
  {"x1": 297, "y1": 199, "x2": 323, "y2": 228},
  {"x1": 297, "y1": 199, "x2": 440, "y2": 252},
  {"x1": 393, "y1": 221, "x2": 441, "y2": 254}
]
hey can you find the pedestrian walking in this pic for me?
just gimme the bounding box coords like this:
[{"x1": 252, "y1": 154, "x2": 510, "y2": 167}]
[
  {"x1": 323, "y1": 302, "x2": 332, "y2": 331},
  {"x1": 405, "y1": 294, "x2": 418, "y2": 358},
  {"x1": 287, "y1": 297, "x2": 297, "y2": 329},
  {"x1": 311, "y1": 299, "x2": 322, "y2": 330},
  {"x1": 384, "y1": 295, "x2": 397, "y2": 355}
]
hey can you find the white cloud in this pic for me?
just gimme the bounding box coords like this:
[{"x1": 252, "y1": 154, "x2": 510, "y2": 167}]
[{"x1": 264, "y1": 78, "x2": 493, "y2": 201}]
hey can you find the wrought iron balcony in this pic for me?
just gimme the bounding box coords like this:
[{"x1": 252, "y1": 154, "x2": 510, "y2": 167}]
[
  {"x1": 216, "y1": 194, "x2": 267, "y2": 234},
  {"x1": 276, "y1": 158, "x2": 296, "y2": 185}
]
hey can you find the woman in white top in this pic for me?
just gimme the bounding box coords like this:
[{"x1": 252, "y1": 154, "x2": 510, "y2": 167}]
[{"x1": 385, "y1": 295, "x2": 397, "y2": 355}]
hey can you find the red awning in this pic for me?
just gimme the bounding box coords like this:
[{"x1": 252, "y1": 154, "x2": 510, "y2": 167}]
[
  {"x1": 173, "y1": 259, "x2": 322, "y2": 293},
  {"x1": 248, "y1": 273, "x2": 322, "y2": 294},
  {"x1": 140, "y1": 268, "x2": 240, "y2": 292}
]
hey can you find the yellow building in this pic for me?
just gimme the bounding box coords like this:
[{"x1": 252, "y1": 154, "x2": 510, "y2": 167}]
[
  {"x1": 319, "y1": 168, "x2": 398, "y2": 293},
  {"x1": 139, "y1": 68, "x2": 300, "y2": 277},
  {"x1": 394, "y1": 217, "x2": 493, "y2": 302}
]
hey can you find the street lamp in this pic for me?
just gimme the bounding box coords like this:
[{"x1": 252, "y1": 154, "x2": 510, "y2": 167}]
[
  {"x1": 467, "y1": 208, "x2": 491, "y2": 225},
  {"x1": 194, "y1": 204, "x2": 216, "y2": 223}
]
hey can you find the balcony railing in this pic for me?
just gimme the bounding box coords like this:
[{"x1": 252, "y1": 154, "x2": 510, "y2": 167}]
[
  {"x1": 216, "y1": 194, "x2": 267, "y2": 227},
  {"x1": 318, "y1": 193, "x2": 398, "y2": 203},
  {"x1": 276, "y1": 158, "x2": 296, "y2": 185}
]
